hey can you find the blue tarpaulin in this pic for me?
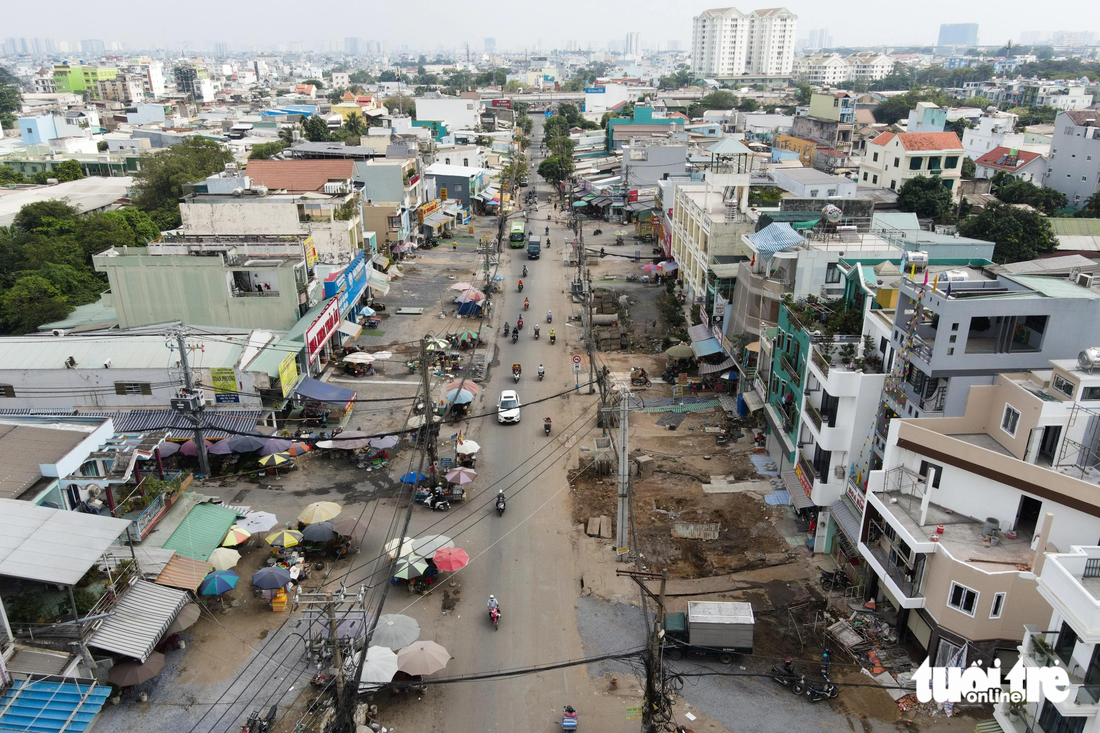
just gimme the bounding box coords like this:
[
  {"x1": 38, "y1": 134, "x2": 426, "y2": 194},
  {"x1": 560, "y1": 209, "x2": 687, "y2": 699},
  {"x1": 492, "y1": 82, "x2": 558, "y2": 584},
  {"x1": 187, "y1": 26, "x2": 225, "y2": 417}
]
[
  {"x1": 293, "y1": 377, "x2": 356, "y2": 404},
  {"x1": 456, "y1": 301, "x2": 482, "y2": 316},
  {"x1": 747, "y1": 222, "x2": 804, "y2": 259},
  {"x1": 691, "y1": 338, "x2": 722, "y2": 357}
]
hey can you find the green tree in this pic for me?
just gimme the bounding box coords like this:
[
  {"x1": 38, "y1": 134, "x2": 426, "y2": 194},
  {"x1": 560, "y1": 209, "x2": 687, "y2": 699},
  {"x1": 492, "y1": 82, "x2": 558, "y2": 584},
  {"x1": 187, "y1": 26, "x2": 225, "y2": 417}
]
[
  {"x1": 132, "y1": 137, "x2": 234, "y2": 229},
  {"x1": 378, "y1": 70, "x2": 398, "y2": 83},
  {"x1": 1005, "y1": 106, "x2": 1058, "y2": 127},
  {"x1": 994, "y1": 177, "x2": 1067, "y2": 215},
  {"x1": 386, "y1": 96, "x2": 415, "y2": 117},
  {"x1": 343, "y1": 111, "x2": 365, "y2": 137},
  {"x1": 0, "y1": 66, "x2": 22, "y2": 129},
  {"x1": 248, "y1": 141, "x2": 288, "y2": 160},
  {"x1": 0, "y1": 274, "x2": 73, "y2": 334},
  {"x1": 0, "y1": 165, "x2": 24, "y2": 184},
  {"x1": 17, "y1": 236, "x2": 87, "y2": 270},
  {"x1": 278, "y1": 126, "x2": 298, "y2": 145},
  {"x1": 946, "y1": 118, "x2": 973, "y2": 137},
  {"x1": 302, "y1": 78, "x2": 324, "y2": 90},
  {"x1": 795, "y1": 84, "x2": 812, "y2": 106},
  {"x1": 12, "y1": 200, "x2": 81, "y2": 234},
  {"x1": 956, "y1": 201, "x2": 1057, "y2": 263},
  {"x1": 1078, "y1": 193, "x2": 1100, "y2": 219},
  {"x1": 302, "y1": 115, "x2": 331, "y2": 142},
  {"x1": 737, "y1": 98, "x2": 760, "y2": 112},
  {"x1": 961, "y1": 156, "x2": 976, "y2": 179},
  {"x1": 35, "y1": 263, "x2": 105, "y2": 305},
  {"x1": 537, "y1": 155, "x2": 573, "y2": 197},
  {"x1": 896, "y1": 176, "x2": 954, "y2": 220},
  {"x1": 50, "y1": 160, "x2": 85, "y2": 183},
  {"x1": 116, "y1": 208, "x2": 159, "y2": 244}
]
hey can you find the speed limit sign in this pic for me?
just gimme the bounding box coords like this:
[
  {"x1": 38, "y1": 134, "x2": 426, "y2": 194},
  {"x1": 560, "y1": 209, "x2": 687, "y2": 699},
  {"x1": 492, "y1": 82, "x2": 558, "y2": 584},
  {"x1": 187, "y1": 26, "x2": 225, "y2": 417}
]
[{"x1": 572, "y1": 355, "x2": 582, "y2": 365}]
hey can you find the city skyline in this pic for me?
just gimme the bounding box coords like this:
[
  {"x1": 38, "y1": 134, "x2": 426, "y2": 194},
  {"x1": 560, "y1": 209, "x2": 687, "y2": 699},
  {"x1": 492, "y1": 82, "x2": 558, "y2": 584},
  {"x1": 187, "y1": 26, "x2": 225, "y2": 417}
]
[{"x1": 3, "y1": 0, "x2": 1099, "y2": 53}]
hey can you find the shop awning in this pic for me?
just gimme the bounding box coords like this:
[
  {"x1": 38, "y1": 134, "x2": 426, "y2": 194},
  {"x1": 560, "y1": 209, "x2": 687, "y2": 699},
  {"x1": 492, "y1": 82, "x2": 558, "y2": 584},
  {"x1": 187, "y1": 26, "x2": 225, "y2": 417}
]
[
  {"x1": 372, "y1": 255, "x2": 390, "y2": 269},
  {"x1": 424, "y1": 212, "x2": 449, "y2": 227},
  {"x1": 742, "y1": 389, "x2": 764, "y2": 412},
  {"x1": 591, "y1": 197, "x2": 612, "y2": 207},
  {"x1": 691, "y1": 338, "x2": 722, "y2": 357},
  {"x1": 830, "y1": 500, "x2": 862, "y2": 544},
  {"x1": 155, "y1": 553, "x2": 211, "y2": 592},
  {"x1": 294, "y1": 376, "x2": 356, "y2": 405},
  {"x1": 781, "y1": 471, "x2": 816, "y2": 510},
  {"x1": 338, "y1": 320, "x2": 362, "y2": 338},
  {"x1": 626, "y1": 201, "x2": 655, "y2": 212},
  {"x1": 699, "y1": 357, "x2": 736, "y2": 375},
  {"x1": 687, "y1": 324, "x2": 711, "y2": 342},
  {"x1": 88, "y1": 579, "x2": 189, "y2": 662},
  {"x1": 367, "y1": 272, "x2": 390, "y2": 296},
  {"x1": 572, "y1": 200, "x2": 588, "y2": 208},
  {"x1": 443, "y1": 204, "x2": 461, "y2": 216}
]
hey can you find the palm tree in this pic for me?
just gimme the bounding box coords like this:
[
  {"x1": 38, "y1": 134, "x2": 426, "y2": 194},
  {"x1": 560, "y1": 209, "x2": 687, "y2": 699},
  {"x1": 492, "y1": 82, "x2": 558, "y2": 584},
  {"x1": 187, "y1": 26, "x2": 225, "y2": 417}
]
[
  {"x1": 278, "y1": 126, "x2": 298, "y2": 146},
  {"x1": 343, "y1": 112, "x2": 365, "y2": 138}
]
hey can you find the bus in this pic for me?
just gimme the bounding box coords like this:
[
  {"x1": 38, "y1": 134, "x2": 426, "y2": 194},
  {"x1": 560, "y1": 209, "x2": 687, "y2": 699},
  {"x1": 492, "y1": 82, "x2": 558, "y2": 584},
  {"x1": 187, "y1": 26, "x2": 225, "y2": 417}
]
[{"x1": 509, "y1": 223, "x2": 526, "y2": 248}]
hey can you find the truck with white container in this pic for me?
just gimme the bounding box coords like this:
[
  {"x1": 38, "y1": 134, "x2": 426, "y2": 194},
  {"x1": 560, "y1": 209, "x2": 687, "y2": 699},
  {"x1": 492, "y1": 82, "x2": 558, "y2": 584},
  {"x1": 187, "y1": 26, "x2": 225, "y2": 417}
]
[{"x1": 662, "y1": 601, "x2": 754, "y2": 663}]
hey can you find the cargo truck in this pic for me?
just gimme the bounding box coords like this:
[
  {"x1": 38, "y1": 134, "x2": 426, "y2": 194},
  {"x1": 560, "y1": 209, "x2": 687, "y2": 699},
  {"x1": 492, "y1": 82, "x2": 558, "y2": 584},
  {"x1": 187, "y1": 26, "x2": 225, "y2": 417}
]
[
  {"x1": 662, "y1": 601, "x2": 754, "y2": 663},
  {"x1": 526, "y1": 235, "x2": 541, "y2": 259}
]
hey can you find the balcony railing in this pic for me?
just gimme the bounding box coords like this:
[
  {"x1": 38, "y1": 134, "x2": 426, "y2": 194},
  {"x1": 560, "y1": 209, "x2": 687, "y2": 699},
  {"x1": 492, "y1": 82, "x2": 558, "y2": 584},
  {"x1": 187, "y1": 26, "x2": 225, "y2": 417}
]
[
  {"x1": 810, "y1": 347, "x2": 830, "y2": 378},
  {"x1": 780, "y1": 353, "x2": 802, "y2": 387},
  {"x1": 865, "y1": 540, "x2": 922, "y2": 598},
  {"x1": 804, "y1": 400, "x2": 823, "y2": 432},
  {"x1": 798, "y1": 451, "x2": 817, "y2": 485},
  {"x1": 911, "y1": 334, "x2": 934, "y2": 363},
  {"x1": 233, "y1": 289, "x2": 280, "y2": 297}
]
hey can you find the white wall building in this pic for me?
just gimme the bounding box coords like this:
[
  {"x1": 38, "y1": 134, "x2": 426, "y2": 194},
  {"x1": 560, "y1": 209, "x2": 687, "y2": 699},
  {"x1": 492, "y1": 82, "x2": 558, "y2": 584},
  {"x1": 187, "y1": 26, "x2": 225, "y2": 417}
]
[
  {"x1": 859, "y1": 131, "x2": 965, "y2": 199},
  {"x1": 794, "y1": 53, "x2": 850, "y2": 86},
  {"x1": 962, "y1": 112, "x2": 1024, "y2": 160},
  {"x1": 692, "y1": 7, "x2": 797, "y2": 78},
  {"x1": 415, "y1": 97, "x2": 480, "y2": 131}
]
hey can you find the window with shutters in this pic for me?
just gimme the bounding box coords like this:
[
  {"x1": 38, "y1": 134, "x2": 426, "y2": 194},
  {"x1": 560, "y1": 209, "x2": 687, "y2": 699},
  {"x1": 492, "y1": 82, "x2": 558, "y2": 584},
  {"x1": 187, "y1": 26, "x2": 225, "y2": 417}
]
[
  {"x1": 115, "y1": 382, "x2": 152, "y2": 395},
  {"x1": 0, "y1": 384, "x2": 14, "y2": 397}
]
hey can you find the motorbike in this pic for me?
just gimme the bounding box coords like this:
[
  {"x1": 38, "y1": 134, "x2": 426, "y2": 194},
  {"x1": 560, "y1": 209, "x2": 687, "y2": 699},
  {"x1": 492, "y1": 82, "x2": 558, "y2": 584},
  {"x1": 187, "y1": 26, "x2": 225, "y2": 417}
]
[
  {"x1": 562, "y1": 706, "x2": 578, "y2": 731},
  {"x1": 538, "y1": 368, "x2": 545, "y2": 380},
  {"x1": 518, "y1": 282, "x2": 524, "y2": 292},
  {"x1": 522, "y1": 266, "x2": 528, "y2": 277},
  {"x1": 424, "y1": 492, "x2": 451, "y2": 512},
  {"x1": 820, "y1": 568, "x2": 851, "y2": 591},
  {"x1": 771, "y1": 660, "x2": 806, "y2": 695},
  {"x1": 496, "y1": 492, "x2": 506, "y2": 516},
  {"x1": 626, "y1": 274, "x2": 639, "y2": 282},
  {"x1": 544, "y1": 417, "x2": 552, "y2": 436},
  {"x1": 512, "y1": 331, "x2": 519, "y2": 344},
  {"x1": 593, "y1": 227, "x2": 603, "y2": 235},
  {"x1": 503, "y1": 322, "x2": 510, "y2": 336},
  {"x1": 630, "y1": 369, "x2": 651, "y2": 387},
  {"x1": 524, "y1": 301, "x2": 529, "y2": 311},
  {"x1": 517, "y1": 317, "x2": 523, "y2": 329},
  {"x1": 534, "y1": 326, "x2": 540, "y2": 340},
  {"x1": 550, "y1": 332, "x2": 556, "y2": 344},
  {"x1": 547, "y1": 312, "x2": 553, "y2": 323},
  {"x1": 513, "y1": 369, "x2": 521, "y2": 383},
  {"x1": 489, "y1": 606, "x2": 501, "y2": 630},
  {"x1": 804, "y1": 678, "x2": 840, "y2": 702},
  {"x1": 240, "y1": 706, "x2": 277, "y2": 733}
]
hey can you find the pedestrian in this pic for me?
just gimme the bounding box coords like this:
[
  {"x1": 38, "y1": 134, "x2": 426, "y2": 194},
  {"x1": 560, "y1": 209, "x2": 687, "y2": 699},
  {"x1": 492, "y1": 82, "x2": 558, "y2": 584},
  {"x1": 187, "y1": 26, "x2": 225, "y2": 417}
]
[{"x1": 452, "y1": 240, "x2": 457, "y2": 251}]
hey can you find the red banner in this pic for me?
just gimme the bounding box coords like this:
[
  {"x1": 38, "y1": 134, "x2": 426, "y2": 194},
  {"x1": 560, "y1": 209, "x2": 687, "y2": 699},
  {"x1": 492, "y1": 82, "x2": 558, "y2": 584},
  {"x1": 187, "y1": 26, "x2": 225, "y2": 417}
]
[{"x1": 306, "y1": 300, "x2": 341, "y2": 362}]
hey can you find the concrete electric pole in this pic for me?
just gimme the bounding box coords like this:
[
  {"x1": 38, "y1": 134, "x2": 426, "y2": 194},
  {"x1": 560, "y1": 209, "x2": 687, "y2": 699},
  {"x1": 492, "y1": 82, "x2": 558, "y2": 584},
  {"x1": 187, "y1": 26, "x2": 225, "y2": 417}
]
[{"x1": 168, "y1": 328, "x2": 211, "y2": 476}]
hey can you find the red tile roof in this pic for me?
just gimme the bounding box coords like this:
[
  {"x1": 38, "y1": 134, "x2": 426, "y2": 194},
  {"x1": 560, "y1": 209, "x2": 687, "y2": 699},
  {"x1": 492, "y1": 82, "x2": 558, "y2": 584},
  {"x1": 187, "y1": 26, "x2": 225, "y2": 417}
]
[
  {"x1": 895, "y1": 132, "x2": 963, "y2": 151},
  {"x1": 974, "y1": 146, "x2": 1043, "y2": 170},
  {"x1": 244, "y1": 160, "x2": 355, "y2": 193},
  {"x1": 870, "y1": 132, "x2": 896, "y2": 146}
]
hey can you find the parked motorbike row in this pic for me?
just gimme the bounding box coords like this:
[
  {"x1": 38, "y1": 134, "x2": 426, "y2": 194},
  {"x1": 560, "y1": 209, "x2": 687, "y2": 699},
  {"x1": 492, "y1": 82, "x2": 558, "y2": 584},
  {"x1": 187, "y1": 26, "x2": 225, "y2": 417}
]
[{"x1": 770, "y1": 657, "x2": 839, "y2": 702}]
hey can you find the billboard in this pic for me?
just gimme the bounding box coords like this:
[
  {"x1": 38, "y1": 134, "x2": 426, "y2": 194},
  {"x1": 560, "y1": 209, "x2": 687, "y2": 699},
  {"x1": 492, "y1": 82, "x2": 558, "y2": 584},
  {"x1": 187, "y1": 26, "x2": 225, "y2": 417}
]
[
  {"x1": 585, "y1": 87, "x2": 606, "y2": 94},
  {"x1": 278, "y1": 354, "x2": 298, "y2": 398},
  {"x1": 209, "y1": 367, "x2": 239, "y2": 404},
  {"x1": 490, "y1": 99, "x2": 512, "y2": 109},
  {"x1": 303, "y1": 235, "x2": 319, "y2": 268},
  {"x1": 306, "y1": 299, "x2": 341, "y2": 362}
]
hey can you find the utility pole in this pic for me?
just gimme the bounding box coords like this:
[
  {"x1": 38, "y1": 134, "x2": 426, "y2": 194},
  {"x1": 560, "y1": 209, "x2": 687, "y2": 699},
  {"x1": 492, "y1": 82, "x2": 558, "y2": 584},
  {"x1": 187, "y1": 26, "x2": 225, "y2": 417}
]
[
  {"x1": 327, "y1": 594, "x2": 345, "y2": 703},
  {"x1": 168, "y1": 328, "x2": 210, "y2": 477},
  {"x1": 299, "y1": 584, "x2": 365, "y2": 722},
  {"x1": 420, "y1": 335, "x2": 437, "y2": 465},
  {"x1": 615, "y1": 392, "x2": 630, "y2": 561},
  {"x1": 617, "y1": 569, "x2": 669, "y2": 733}
]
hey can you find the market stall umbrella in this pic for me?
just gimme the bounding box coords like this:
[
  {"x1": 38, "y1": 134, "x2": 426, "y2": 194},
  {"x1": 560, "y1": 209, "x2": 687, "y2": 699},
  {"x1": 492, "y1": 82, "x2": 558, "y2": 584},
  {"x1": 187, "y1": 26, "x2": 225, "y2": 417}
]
[
  {"x1": 384, "y1": 537, "x2": 414, "y2": 558},
  {"x1": 449, "y1": 282, "x2": 474, "y2": 291},
  {"x1": 360, "y1": 646, "x2": 399, "y2": 688},
  {"x1": 198, "y1": 570, "x2": 239, "y2": 596},
  {"x1": 451, "y1": 330, "x2": 479, "y2": 341},
  {"x1": 659, "y1": 261, "x2": 680, "y2": 272},
  {"x1": 369, "y1": 351, "x2": 393, "y2": 361},
  {"x1": 372, "y1": 614, "x2": 420, "y2": 650},
  {"x1": 207, "y1": 440, "x2": 234, "y2": 455},
  {"x1": 443, "y1": 379, "x2": 480, "y2": 396},
  {"x1": 492, "y1": 274, "x2": 504, "y2": 281},
  {"x1": 432, "y1": 547, "x2": 469, "y2": 572},
  {"x1": 444, "y1": 467, "x2": 476, "y2": 485},
  {"x1": 265, "y1": 529, "x2": 303, "y2": 549},
  {"x1": 360, "y1": 306, "x2": 376, "y2": 317},
  {"x1": 368, "y1": 435, "x2": 399, "y2": 450},
  {"x1": 164, "y1": 603, "x2": 201, "y2": 635},
  {"x1": 298, "y1": 501, "x2": 342, "y2": 524},
  {"x1": 108, "y1": 652, "x2": 166, "y2": 687},
  {"x1": 226, "y1": 435, "x2": 270, "y2": 453},
  {"x1": 411, "y1": 534, "x2": 454, "y2": 557},
  {"x1": 208, "y1": 547, "x2": 241, "y2": 571},
  {"x1": 343, "y1": 352, "x2": 375, "y2": 364},
  {"x1": 257, "y1": 438, "x2": 294, "y2": 456},
  {"x1": 332, "y1": 515, "x2": 367, "y2": 537},
  {"x1": 424, "y1": 338, "x2": 449, "y2": 351},
  {"x1": 397, "y1": 640, "x2": 451, "y2": 676},
  {"x1": 640, "y1": 263, "x2": 662, "y2": 272},
  {"x1": 400, "y1": 472, "x2": 427, "y2": 484},
  {"x1": 251, "y1": 566, "x2": 293, "y2": 590},
  {"x1": 316, "y1": 430, "x2": 374, "y2": 450},
  {"x1": 455, "y1": 440, "x2": 481, "y2": 455},
  {"x1": 457, "y1": 288, "x2": 485, "y2": 301},
  {"x1": 285, "y1": 442, "x2": 312, "y2": 457},
  {"x1": 301, "y1": 521, "x2": 335, "y2": 542},
  {"x1": 221, "y1": 526, "x2": 251, "y2": 547},
  {"x1": 406, "y1": 415, "x2": 428, "y2": 429},
  {"x1": 258, "y1": 452, "x2": 293, "y2": 468},
  {"x1": 155, "y1": 441, "x2": 181, "y2": 457},
  {"x1": 237, "y1": 511, "x2": 279, "y2": 534},
  {"x1": 444, "y1": 388, "x2": 476, "y2": 405},
  {"x1": 393, "y1": 555, "x2": 429, "y2": 580},
  {"x1": 665, "y1": 343, "x2": 695, "y2": 359},
  {"x1": 179, "y1": 439, "x2": 212, "y2": 457}
]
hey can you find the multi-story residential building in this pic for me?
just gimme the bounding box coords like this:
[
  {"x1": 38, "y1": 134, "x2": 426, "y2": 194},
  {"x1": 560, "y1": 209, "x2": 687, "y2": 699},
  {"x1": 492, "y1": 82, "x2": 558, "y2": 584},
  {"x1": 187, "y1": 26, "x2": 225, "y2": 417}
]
[
  {"x1": 605, "y1": 106, "x2": 685, "y2": 151},
  {"x1": 792, "y1": 92, "x2": 855, "y2": 170},
  {"x1": 1035, "y1": 85, "x2": 1094, "y2": 112},
  {"x1": 691, "y1": 7, "x2": 797, "y2": 78},
  {"x1": 668, "y1": 139, "x2": 753, "y2": 301},
  {"x1": 31, "y1": 69, "x2": 55, "y2": 94},
  {"x1": 1044, "y1": 111, "x2": 1100, "y2": 209},
  {"x1": 905, "y1": 102, "x2": 946, "y2": 133},
  {"x1": 937, "y1": 23, "x2": 979, "y2": 47},
  {"x1": 794, "y1": 53, "x2": 850, "y2": 86},
  {"x1": 353, "y1": 158, "x2": 423, "y2": 247},
  {"x1": 846, "y1": 52, "x2": 894, "y2": 81},
  {"x1": 858, "y1": 131, "x2": 965, "y2": 198},
  {"x1": 179, "y1": 164, "x2": 364, "y2": 264},
  {"x1": 973, "y1": 147, "x2": 1048, "y2": 184},
  {"x1": 136, "y1": 59, "x2": 166, "y2": 99},
  {"x1": 96, "y1": 73, "x2": 144, "y2": 105},
  {"x1": 853, "y1": 363, "x2": 1100, "y2": 668},
  {"x1": 962, "y1": 112, "x2": 1023, "y2": 160},
  {"x1": 52, "y1": 64, "x2": 117, "y2": 96}
]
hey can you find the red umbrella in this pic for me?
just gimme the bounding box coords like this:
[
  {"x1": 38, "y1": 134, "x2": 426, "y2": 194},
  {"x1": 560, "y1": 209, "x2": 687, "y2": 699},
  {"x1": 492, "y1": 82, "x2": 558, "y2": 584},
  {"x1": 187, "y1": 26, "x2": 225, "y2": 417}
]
[
  {"x1": 432, "y1": 547, "x2": 469, "y2": 572},
  {"x1": 180, "y1": 439, "x2": 213, "y2": 457},
  {"x1": 285, "y1": 442, "x2": 312, "y2": 457}
]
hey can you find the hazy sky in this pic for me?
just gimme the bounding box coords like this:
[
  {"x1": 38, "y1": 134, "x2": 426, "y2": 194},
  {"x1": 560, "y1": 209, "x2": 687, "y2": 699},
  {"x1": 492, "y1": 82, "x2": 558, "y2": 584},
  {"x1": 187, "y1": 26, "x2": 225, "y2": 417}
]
[{"x1": 7, "y1": 0, "x2": 1099, "y2": 50}]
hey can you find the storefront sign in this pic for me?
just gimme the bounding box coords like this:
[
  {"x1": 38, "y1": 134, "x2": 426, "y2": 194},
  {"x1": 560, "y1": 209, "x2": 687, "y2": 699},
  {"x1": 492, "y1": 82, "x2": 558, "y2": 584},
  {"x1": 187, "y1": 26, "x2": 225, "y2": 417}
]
[
  {"x1": 306, "y1": 299, "x2": 341, "y2": 362},
  {"x1": 278, "y1": 353, "x2": 298, "y2": 398},
  {"x1": 325, "y1": 252, "x2": 368, "y2": 316},
  {"x1": 722, "y1": 335, "x2": 733, "y2": 355},
  {"x1": 303, "y1": 236, "x2": 319, "y2": 268},
  {"x1": 417, "y1": 200, "x2": 440, "y2": 223},
  {"x1": 700, "y1": 310, "x2": 709, "y2": 328},
  {"x1": 754, "y1": 376, "x2": 767, "y2": 405},
  {"x1": 846, "y1": 481, "x2": 866, "y2": 514},
  {"x1": 209, "y1": 367, "x2": 239, "y2": 404},
  {"x1": 490, "y1": 99, "x2": 512, "y2": 109},
  {"x1": 794, "y1": 461, "x2": 814, "y2": 498},
  {"x1": 712, "y1": 324, "x2": 724, "y2": 343},
  {"x1": 585, "y1": 87, "x2": 606, "y2": 94}
]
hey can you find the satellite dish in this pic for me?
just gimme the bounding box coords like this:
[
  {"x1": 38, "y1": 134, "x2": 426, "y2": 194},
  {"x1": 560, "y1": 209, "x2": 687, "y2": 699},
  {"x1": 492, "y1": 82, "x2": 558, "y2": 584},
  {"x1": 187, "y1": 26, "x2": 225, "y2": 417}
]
[{"x1": 821, "y1": 204, "x2": 843, "y2": 223}]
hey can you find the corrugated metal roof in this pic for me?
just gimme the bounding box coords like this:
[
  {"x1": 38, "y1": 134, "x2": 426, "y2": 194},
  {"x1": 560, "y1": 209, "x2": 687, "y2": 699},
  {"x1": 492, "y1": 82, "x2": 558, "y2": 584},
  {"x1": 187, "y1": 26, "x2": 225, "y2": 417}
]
[
  {"x1": 0, "y1": 423, "x2": 93, "y2": 501},
  {"x1": 830, "y1": 500, "x2": 861, "y2": 544},
  {"x1": 88, "y1": 579, "x2": 188, "y2": 662},
  {"x1": 160, "y1": 503, "x2": 239, "y2": 561},
  {"x1": 4, "y1": 648, "x2": 73, "y2": 676},
  {"x1": 0, "y1": 679, "x2": 111, "y2": 733},
  {"x1": 687, "y1": 324, "x2": 711, "y2": 342},
  {"x1": 115, "y1": 409, "x2": 263, "y2": 439},
  {"x1": 0, "y1": 335, "x2": 243, "y2": 371},
  {"x1": 0, "y1": 499, "x2": 132, "y2": 585},
  {"x1": 155, "y1": 553, "x2": 212, "y2": 592},
  {"x1": 691, "y1": 338, "x2": 722, "y2": 358}
]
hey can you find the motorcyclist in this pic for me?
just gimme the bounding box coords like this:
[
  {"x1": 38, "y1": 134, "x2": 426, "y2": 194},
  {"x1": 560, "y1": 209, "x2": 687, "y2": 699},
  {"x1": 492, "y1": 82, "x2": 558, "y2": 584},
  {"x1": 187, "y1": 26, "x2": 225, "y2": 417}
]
[
  {"x1": 534, "y1": 324, "x2": 540, "y2": 338},
  {"x1": 545, "y1": 226, "x2": 549, "y2": 235},
  {"x1": 518, "y1": 279, "x2": 524, "y2": 290},
  {"x1": 522, "y1": 265, "x2": 528, "y2": 277},
  {"x1": 547, "y1": 310, "x2": 553, "y2": 323},
  {"x1": 512, "y1": 327, "x2": 519, "y2": 340},
  {"x1": 496, "y1": 491, "x2": 506, "y2": 511},
  {"x1": 538, "y1": 364, "x2": 545, "y2": 378},
  {"x1": 503, "y1": 322, "x2": 509, "y2": 335},
  {"x1": 488, "y1": 595, "x2": 499, "y2": 612},
  {"x1": 549, "y1": 329, "x2": 556, "y2": 342},
  {"x1": 517, "y1": 315, "x2": 523, "y2": 328},
  {"x1": 524, "y1": 297, "x2": 530, "y2": 310}
]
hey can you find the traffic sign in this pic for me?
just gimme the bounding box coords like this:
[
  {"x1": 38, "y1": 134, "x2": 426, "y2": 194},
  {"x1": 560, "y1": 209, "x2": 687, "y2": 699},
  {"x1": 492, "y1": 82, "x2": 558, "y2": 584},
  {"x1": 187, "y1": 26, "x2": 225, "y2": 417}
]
[
  {"x1": 572, "y1": 355, "x2": 582, "y2": 365},
  {"x1": 544, "y1": 110, "x2": 552, "y2": 118},
  {"x1": 573, "y1": 364, "x2": 582, "y2": 372}
]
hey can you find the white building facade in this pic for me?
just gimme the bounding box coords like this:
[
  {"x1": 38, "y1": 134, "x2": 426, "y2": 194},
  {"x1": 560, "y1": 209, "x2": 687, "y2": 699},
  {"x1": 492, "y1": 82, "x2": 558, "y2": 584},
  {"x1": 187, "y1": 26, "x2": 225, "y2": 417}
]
[{"x1": 692, "y1": 7, "x2": 797, "y2": 77}]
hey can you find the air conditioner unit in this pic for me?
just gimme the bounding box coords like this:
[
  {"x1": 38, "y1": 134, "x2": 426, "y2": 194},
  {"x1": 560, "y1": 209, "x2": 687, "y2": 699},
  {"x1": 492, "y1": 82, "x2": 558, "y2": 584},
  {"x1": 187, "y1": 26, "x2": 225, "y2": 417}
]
[
  {"x1": 51, "y1": 328, "x2": 66, "y2": 337},
  {"x1": 103, "y1": 358, "x2": 113, "y2": 369},
  {"x1": 834, "y1": 466, "x2": 846, "y2": 480},
  {"x1": 65, "y1": 356, "x2": 77, "y2": 369},
  {"x1": 1077, "y1": 273, "x2": 1094, "y2": 289}
]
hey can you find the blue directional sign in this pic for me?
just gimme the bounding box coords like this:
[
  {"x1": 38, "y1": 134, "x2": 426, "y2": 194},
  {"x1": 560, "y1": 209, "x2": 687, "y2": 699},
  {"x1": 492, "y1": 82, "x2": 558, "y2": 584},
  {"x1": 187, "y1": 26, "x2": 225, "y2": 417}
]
[{"x1": 544, "y1": 110, "x2": 552, "y2": 118}]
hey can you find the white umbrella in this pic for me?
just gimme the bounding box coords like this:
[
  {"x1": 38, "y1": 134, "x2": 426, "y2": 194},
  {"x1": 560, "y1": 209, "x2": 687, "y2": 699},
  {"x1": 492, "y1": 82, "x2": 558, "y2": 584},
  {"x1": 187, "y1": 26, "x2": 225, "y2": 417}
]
[
  {"x1": 455, "y1": 440, "x2": 481, "y2": 455},
  {"x1": 449, "y1": 282, "x2": 474, "y2": 291},
  {"x1": 343, "y1": 352, "x2": 375, "y2": 364},
  {"x1": 237, "y1": 511, "x2": 279, "y2": 533},
  {"x1": 360, "y1": 646, "x2": 400, "y2": 690},
  {"x1": 411, "y1": 534, "x2": 454, "y2": 557},
  {"x1": 368, "y1": 435, "x2": 399, "y2": 449},
  {"x1": 397, "y1": 640, "x2": 451, "y2": 676},
  {"x1": 208, "y1": 547, "x2": 240, "y2": 571},
  {"x1": 372, "y1": 614, "x2": 421, "y2": 650},
  {"x1": 316, "y1": 430, "x2": 374, "y2": 450},
  {"x1": 407, "y1": 415, "x2": 428, "y2": 429},
  {"x1": 370, "y1": 351, "x2": 393, "y2": 361},
  {"x1": 384, "y1": 537, "x2": 415, "y2": 558}
]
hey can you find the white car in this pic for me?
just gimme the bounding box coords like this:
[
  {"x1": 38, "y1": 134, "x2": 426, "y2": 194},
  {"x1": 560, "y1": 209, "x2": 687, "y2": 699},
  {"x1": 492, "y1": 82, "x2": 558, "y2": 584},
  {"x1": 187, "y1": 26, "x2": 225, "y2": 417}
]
[{"x1": 497, "y1": 390, "x2": 522, "y2": 424}]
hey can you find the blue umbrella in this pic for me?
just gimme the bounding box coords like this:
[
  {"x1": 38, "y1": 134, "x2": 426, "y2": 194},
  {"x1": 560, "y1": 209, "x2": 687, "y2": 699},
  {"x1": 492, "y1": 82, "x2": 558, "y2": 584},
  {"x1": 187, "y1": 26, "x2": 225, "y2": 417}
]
[
  {"x1": 400, "y1": 472, "x2": 427, "y2": 484},
  {"x1": 199, "y1": 570, "x2": 239, "y2": 596},
  {"x1": 258, "y1": 438, "x2": 294, "y2": 456},
  {"x1": 445, "y1": 388, "x2": 476, "y2": 405},
  {"x1": 492, "y1": 274, "x2": 504, "y2": 281},
  {"x1": 251, "y1": 566, "x2": 293, "y2": 590}
]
